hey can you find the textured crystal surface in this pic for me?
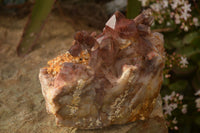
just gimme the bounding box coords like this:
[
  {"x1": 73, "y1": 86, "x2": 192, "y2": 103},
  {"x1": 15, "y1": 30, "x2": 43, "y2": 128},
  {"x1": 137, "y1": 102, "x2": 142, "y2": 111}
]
[{"x1": 39, "y1": 10, "x2": 165, "y2": 129}]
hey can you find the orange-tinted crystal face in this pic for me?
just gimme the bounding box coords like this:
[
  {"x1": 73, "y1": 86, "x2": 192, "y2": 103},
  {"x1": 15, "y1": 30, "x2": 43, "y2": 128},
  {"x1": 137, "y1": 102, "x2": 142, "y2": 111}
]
[{"x1": 46, "y1": 50, "x2": 90, "y2": 76}]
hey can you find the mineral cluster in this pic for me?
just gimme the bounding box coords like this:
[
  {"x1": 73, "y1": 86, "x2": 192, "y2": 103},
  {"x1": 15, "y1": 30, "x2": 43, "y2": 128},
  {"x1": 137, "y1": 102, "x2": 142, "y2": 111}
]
[{"x1": 39, "y1": 10, "x2": 165, "y2": 129}]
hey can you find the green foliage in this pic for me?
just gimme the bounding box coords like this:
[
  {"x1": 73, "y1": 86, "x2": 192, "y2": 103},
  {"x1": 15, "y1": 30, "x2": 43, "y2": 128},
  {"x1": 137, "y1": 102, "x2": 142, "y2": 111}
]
[
  {"x1": 183, "y1": 32, "x2": 199, "y2": 44},
  {"x1": 162, "y1": 26, "x2": 200, "y2": 132},
  {"x1": 126, "y1": 0, "x2": 141, "y2": 19},
  {"x1": 195, "y1": 116, "x2": 200, "y2": 126},
  {"x1": 192, "y1": 75, "x2": 200, "y2": 90},
  {"x1": 139, "y1": 0, "x2": 200, "y2": 132},
  {"x1": 162, "y1": 28, "x2": 200, "y2": 131},
  {"x1": 17, "y1": 0, "x2": 55, "y2": 56},
  {"x1": 169, "y1": 80, "x2": 188, "y2": 92}
]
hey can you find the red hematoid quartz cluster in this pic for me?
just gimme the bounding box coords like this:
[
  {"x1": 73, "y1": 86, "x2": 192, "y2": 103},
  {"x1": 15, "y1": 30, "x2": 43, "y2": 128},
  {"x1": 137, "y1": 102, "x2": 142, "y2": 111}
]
[{"x1": 39, "y1": 10, "x2": 165, "y2": 129}]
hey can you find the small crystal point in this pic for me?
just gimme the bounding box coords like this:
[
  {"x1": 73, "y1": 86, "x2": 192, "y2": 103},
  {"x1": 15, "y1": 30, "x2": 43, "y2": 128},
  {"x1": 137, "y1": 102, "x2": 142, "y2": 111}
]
[{"x1": 106, "y1": 14, "x2": 116, "y2": 29}]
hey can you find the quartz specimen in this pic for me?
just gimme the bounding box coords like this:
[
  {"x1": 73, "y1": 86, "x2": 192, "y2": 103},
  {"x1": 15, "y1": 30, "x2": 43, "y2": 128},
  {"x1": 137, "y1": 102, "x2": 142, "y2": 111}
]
[{"x1": 39, "y1": 9, "x2": 165, "y2": 129}]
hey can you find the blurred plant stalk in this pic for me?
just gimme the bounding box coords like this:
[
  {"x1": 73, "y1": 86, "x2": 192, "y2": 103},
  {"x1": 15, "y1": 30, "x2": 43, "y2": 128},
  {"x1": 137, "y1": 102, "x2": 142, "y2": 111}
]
[
  {"x1": 126, "y1": 0, "x2": 141, "y2": 19},
  {"x1": 17, "y1": 0, "x2": 55, "y2": 56}
]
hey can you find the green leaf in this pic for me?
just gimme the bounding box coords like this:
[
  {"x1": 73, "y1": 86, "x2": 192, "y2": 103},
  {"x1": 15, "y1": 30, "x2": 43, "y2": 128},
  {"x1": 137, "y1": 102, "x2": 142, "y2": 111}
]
[
  {"x1": 195, "y1": 116, "x2": 200, "y2": 126},
  {"x1": 190, "y1": 53, "x2": 200, "y2": 62},
  {"x1": 163, "y1": 78, "x2": 170, "y2": 86},
  {"x1": 196, "y1": 68, "x2": 200, "y2": 81},
  {"x1": 192, "y1": 76, "x2": 200, "y2": 90},
  {"x1": 171, "y1": 38, "x2": 183, "y2": 48},
  {"x1": 127, "y1": 0, "x2": 141, "y2": 19},
  {"x1": 183, "y1": 32, "x2": 199, "y2": 44},
  {"x1": 191, "y1": 36, "x2": 200, "y2": 49},
  {"x1": 164, "y1": 42, "x2": 174, "y2": 50},
  {"x1": 176, "y1": 45, "x2": 200, "y2": 57},
  {"x1": 17, "y1": 0, "x2": 55, "y2": 56},
  {"x1": 169, "y1": 80, "x2": 188, "y2": 92}
]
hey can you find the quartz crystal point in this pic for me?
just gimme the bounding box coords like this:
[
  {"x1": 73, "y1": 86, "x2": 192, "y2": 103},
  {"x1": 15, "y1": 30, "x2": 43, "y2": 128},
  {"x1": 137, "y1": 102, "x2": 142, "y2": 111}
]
[{"x1": 39, "y1": 9, "x2": 165, "y2": 129}]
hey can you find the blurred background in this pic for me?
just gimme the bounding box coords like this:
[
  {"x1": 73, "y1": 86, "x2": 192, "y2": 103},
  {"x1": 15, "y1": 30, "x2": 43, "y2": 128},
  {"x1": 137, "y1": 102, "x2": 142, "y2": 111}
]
[{"x1": 0, "y1": 0, "x2": 200, "y2": 133}]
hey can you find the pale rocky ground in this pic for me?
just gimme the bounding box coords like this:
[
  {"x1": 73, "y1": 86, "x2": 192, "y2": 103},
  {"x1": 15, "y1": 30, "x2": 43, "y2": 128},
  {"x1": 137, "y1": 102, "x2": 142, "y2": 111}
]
[{"x1": 0, "y1": 13, "x2": 167, "y2": 133}]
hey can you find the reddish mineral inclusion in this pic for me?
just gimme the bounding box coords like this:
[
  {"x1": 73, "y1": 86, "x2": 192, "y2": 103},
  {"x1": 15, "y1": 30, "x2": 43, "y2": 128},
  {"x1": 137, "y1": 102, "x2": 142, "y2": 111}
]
[{"x1": 39, "y1": 9, "x2": 165, "y2": 129}]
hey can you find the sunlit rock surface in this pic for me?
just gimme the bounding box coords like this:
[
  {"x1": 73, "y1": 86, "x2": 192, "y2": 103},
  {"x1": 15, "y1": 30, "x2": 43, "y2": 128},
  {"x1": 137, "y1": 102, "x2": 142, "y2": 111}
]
[{"x1": 39, "y1": 10, "x2": 165, "y2": 129}]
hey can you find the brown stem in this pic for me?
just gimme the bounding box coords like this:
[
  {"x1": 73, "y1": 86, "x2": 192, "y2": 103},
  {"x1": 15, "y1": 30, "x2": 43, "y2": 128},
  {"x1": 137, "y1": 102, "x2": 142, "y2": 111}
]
[{"x1": 152, "y1": 28, "x2": 174, "y2": 33}]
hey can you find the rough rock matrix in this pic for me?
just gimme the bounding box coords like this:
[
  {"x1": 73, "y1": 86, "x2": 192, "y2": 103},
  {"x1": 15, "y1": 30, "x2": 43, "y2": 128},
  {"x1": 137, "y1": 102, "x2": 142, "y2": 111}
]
[{"x1": 39, "y1": 10, "x2": 165, "y2": 129}]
